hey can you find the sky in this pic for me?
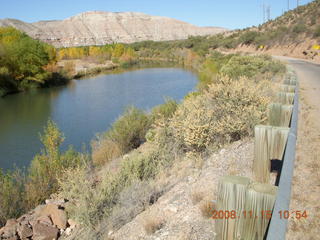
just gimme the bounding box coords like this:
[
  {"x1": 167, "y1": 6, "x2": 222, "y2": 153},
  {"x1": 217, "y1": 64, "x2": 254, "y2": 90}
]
[{"x1": 0, "y1": 0, "x2": 314, "y2": 29}]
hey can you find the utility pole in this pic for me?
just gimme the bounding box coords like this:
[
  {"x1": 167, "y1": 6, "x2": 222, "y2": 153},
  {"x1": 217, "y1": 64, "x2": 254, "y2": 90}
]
[
  {"x1": 263, "y1": 3, "x2": 266, "y2": 23},
  {"x1": 287, "y1": 0, "x2": 290, "y2": 10},
  {"x1": 267, "y1": 5, "x2": 271, "y2": 21},
  {"x1": 297, "y1": 0, "x2": 300, "y2": 7}
]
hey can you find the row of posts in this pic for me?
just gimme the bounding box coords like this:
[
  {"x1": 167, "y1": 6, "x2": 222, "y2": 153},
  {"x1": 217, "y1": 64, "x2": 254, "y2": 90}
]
[{"x1": 214, "y1": 68, "x2": 297, "y2": 240}]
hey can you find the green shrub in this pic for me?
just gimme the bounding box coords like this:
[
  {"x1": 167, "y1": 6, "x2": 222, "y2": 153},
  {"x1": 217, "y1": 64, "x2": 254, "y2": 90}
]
[
  {"x1": 314, "y1": 25, "x2": 320, "y2": 37},
  {"x1": 292, "y1": 23, "x2": 307, "y2": 33},
  {"x1": 239, "y1": 31, "x2": 260, "y2": 45},
  {"x1": 107, "y1": 107, "x2": 151, "y2": 152},
  {"x1": 0, "y1": 169, "x2": 25, "y2": 226},
  {"x1": 150, "y1": 98, "x2": 178, "y2": 122},
  {"x1": 220, "y1": 55, "x2": 285, "y2": 79},
  {"x1": 92, "y1": 106, "x2": 151, "y2": 166},
  {"x1": 25, "y1": 120, "x2": 86, "y2": 208}
]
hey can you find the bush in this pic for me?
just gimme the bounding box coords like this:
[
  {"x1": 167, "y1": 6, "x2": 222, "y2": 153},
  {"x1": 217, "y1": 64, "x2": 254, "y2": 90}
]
[
  {"x1": 0, "y1": 169, "x2": 25, "y2": 226},
  {"x1": 170, "y1": 76, "x2": 271, "y2": 151},
  {"x1": 92, "y1": 107, "x2": 151, "y2": 166},
  {"x1": 292, "y1": 23, "x2": 307, "y2": 33},
  {"x1": 220, "y1": 55, "x2": 285, "y2": 79},
  {"x1": 239, "y1": 31, "x2": 260, "y2": 45},
  {"x1": 314, "y1": 25, "x2": 320, "y2": 37},
  {"x1": 150, "y1": 98, "x2": 178, "y2": 122},
  {"x1": 25, "y1": 120, "x2": 86, "y2": 208},
  {"x1": 107, "y1": 181, "x2": 161, "y2": 230}
]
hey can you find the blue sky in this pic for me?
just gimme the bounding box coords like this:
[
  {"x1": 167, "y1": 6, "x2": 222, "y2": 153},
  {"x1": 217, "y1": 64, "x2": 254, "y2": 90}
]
[{"x1": 0, "y1": 0, "x2": 314, "y2": 29}]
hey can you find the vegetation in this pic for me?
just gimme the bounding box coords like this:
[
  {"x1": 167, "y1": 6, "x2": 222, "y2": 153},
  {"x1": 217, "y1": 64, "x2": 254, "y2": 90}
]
[
  {"x1": 0, "y1": 120, "x2": 87, "y2": 225},
  {"x1": 0, "y1": 27, "x2": 67, "y2": 97},
  {"x1": 53, "y1": 54, "x2": 284, "y2": 238}
]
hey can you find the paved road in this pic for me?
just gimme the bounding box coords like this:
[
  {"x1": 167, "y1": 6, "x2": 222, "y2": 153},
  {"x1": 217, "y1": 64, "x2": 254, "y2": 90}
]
[{"x1": 275, "y1": 56, "x2": 320, "y2": 240}]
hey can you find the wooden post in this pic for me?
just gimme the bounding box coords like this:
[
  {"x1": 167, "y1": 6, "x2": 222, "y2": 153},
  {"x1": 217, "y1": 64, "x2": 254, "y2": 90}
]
[
  {"x1": 268, "y1": 103, "x2": 293, "y2": 127},
  {"x1": 277, "y1": 92, "x2": 295, "y2": 105},
  {"x1": 243, "y1": 183, "x2": 278, "y2": 240},
  {"x1": 253, "y1": 126, "x2": 289, "y2": 183},
  {"x1": 216, "y1": 176, "x2": 251, "y2": 240}
]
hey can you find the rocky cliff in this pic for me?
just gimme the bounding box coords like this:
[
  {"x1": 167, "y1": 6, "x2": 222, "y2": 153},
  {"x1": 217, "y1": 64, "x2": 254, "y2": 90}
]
[{"x1": 0, "y1": 11, "x2": 226, "y2": 47}]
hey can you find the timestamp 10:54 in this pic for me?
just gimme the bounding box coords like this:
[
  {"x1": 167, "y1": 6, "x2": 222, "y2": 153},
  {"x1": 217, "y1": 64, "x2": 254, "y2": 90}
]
[{"x1": 211, "y1": 210, "x2": 308, "y2": 220}]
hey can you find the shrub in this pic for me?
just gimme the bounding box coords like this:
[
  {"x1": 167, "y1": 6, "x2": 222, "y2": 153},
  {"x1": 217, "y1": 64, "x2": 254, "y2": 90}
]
[
  {"x1": 0, "y1": 169, "x2": 25, "y2": 226},
  {"x1": 292, "y1": 23, "x2": 307, "y2": 33},
  {"x1": 170, "y1": 76, "x2": 271, "y2": 151},
  {"x1": 107, "y1": 181, "x2": 161, "y2": 230},
  {"x1": 314, "y1": 25, "x2": 320, "y2": 37},
  {"x1": 199, "y1": 200, "x2": 216, "y2": 218},
  {"x1": 143, "y1": 216, "x2": 165, "y2": 234},
  {"x1": 150, "y1": 98, "x2": 178, "y2": 123},
  {"x1": 239, "y1": 31, "x2": 260, "y2": 45},
  {"x1": 25, "y1": 120, "x2": 86, "y2": 208},
  {"x1": 106, "y1": 107, "x2": 151, "y2": 152},
  {"x1": 92, "y1": 138, "x2": 122, "y2": 166},
  {"x1": 190, "y1": 191, "x2": 205, "y2": 204},
  {"x1": 220, "y1": 55, "x2": 285, "y2": 79},
  {"x1": 92, "y1": 107, "x2": 151, "y2": 166}
]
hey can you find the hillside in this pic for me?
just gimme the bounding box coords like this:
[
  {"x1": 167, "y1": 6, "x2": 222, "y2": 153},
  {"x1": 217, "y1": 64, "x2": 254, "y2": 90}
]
[
  {"x1": 224, "y1": 0, "x2": 320, "y2": 61},
  {"x1": 0, "y1": 11, "x2": 226, "y2": 47}
]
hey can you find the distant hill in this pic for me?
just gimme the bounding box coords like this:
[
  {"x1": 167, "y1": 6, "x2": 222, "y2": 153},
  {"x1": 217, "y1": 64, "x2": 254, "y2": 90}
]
[
  {"x1": 0, "y1": 11, "x2": 226, "y2": 47},
  {"x1": 212, "y1": 0, "x2": 320, "y2": 61}
]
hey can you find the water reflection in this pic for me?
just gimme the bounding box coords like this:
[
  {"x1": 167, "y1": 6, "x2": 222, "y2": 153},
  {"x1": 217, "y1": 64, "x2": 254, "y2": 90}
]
[{"x1": 0, "y1": 68, "x2": 197, "y2": 170}]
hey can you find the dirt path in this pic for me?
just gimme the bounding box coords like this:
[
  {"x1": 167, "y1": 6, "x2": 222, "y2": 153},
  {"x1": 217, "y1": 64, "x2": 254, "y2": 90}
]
[{"x1": 276, "y1": 56, "x2": 320, "y2": 240}]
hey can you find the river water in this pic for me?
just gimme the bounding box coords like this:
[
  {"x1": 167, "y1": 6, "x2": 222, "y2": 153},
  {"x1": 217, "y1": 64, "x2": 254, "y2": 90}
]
[{"x1": 0, "y1": 68, "x2": 198, "y2": 170}]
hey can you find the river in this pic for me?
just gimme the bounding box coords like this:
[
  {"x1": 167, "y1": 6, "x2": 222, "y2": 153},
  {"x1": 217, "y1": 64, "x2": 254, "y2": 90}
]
[{"x1": 0, "y1": 68, "x2": 198, "y2": 170}]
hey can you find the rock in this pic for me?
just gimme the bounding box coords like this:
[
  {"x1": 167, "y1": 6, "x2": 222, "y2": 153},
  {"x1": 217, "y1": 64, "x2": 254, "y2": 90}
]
[
  {"x1": 36, "y1": 216, "x2": 53, "y2": 226},
  {"x1": 1, "y1": 219, "x2": 18, "y2": 238},
  {"x1": 33, "y1": 205, "x2": 46, "y2": 217},
  {"x1": 45, "y1": 199, "x2": 67, "y2": 207},
  {"x1": 32, "y1": 222, "x2": 59, "y2": 240},
  {"x1": 3, "y1": 236, "x2": 18, "y2": 240},
  {"x1": 17, "y1": 223, "x2": 33, "y2": 239},
  {"x1": 65, "y1": 227, "x2": 72, "y2": 236},
  {"x1": 40, "y1": 204, "x2": 59, "y2": 216},
  {"x1": 40, "y1": 203, "x2": 67, "y2": 229},
  {"x1": 67, "y1": 219, "x2": 76, "y2": 229},
  {"x1": 50, "y1": 209, "x2": 67, "y2": 230}
]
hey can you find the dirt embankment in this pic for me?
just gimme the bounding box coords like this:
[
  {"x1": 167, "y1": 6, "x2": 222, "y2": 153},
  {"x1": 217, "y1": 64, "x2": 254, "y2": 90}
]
[{"x1": 221, "y1": 40, "x2": 320, "y2": 64}]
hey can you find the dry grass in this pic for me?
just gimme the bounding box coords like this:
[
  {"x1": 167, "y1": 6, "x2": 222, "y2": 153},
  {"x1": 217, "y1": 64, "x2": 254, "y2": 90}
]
[
  {"x1": 199, "y1": 200, "x2": 216, "y2": 218},
  {"x1": 143, "y1": 216, "x2": 165, "y2": 235},
  {"x1": 92, "y1": 138, "x2": 122, "y2": 166},
  {"x1": 190, "y1": 191, "x2": 205, "y2": 205}
]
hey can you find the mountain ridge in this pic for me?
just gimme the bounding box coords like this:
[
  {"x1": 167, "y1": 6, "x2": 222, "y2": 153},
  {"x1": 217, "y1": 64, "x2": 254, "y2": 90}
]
[{"x1": 0, "y1": 11, "x2": 227, "y2": 47}]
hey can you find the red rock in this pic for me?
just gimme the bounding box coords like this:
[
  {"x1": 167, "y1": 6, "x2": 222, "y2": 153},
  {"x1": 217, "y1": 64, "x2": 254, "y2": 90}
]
[
  {"x1": 50, "y1": 209, "x2": 67, "y2": 230},
  {"x1": 32, "y1": 222, "x2": 59, "y2": 240},
  {"x1": 17, "y1": 223, "x2": 33, "y2": 239},
  {"x1": 1, "y1": 219, "x2": 18, "y2": 238},
  {"x1": 36, "y1": 215, "x2": 53, "y2": 226},
  {"x1": 39, "y1": 204, "x2": 67, "y2": 229}
]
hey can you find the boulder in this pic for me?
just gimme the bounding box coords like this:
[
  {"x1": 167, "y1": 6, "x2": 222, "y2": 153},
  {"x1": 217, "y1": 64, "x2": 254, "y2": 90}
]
[
  {"x1": 36, "y1": 215, "x2": 53, "y2": 226},
  {"x1": 67, "y1": 219, "x2": 77, "y2": 229},
  {"x1": 40, "y1": 204, "x2": 67, "y2": 229},
  {"x1": 17, "y1": 223, "x2": 33, "y2": 239},
  {"x1": 50, "y1": 210, "x2": 67, "y2": 230},
  {"x1": 32, "y1": 222, "x2": 59, "y2": 240},
  {"x1": 1, "y1": 219, "x2": 17, "y2": 239},
  {"x1": 45, "y1": 199, "x2": 67, "y2": 207}
]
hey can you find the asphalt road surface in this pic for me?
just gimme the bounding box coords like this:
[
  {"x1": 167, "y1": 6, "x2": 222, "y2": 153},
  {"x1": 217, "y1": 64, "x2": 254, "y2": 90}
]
[{"x1": 275, "y1": 56, "x2": 320, "y2": 240}]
